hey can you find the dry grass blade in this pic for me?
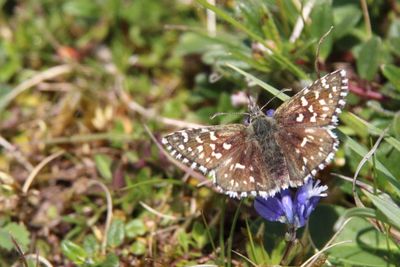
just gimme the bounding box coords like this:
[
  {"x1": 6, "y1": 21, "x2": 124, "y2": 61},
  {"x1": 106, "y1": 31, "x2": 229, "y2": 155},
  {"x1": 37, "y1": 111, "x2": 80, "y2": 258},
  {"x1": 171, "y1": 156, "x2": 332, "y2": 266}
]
[
  {"x1": 0, "y1": 135, "x2": 33, "y2": 171},
  {"x1": 11, "y1": 254, "x2": 53, "y2": 267},
  {"x1": 22, "y1": 150, "x2": 65, "y2": 194},
  {"x1": 139, "y1": 201, "x2": 178, "y2": 220},
  {"x1": 120, "y1": 90, "x2": 203, "y2": 129},
  {"x1": 290, "y1": 0, "x2": 317, "y2": 42},
  {"x1": 88, "y1": 180, "x2": 113, "y2": 255},
  {"x1": 0, "y1": 65, "x2": 72, "y2": 111}
]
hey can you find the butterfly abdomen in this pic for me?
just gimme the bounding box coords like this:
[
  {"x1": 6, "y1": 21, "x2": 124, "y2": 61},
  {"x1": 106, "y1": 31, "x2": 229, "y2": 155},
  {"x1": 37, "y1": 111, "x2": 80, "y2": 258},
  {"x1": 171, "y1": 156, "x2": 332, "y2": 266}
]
[{"x1": 250, "y1": 117, "x2": 289, "y2": 185}]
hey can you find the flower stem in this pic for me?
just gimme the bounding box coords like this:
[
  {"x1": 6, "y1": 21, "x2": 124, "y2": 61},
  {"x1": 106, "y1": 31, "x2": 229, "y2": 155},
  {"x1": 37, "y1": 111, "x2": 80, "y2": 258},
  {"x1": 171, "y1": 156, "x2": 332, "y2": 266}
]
[{"x1": 280, "y1": 226, "x2": 297, "y2": 266}]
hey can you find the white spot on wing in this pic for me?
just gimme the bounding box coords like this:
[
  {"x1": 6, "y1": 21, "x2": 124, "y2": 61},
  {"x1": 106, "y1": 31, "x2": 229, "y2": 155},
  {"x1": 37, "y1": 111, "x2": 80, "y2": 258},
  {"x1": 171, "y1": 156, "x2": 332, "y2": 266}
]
[
  {"x1": 296, "y1": 113, "x2": 304, "y2": 122},
  {"x1": 181, "y1": 132, "x2": 189, "y2": 143},
  {"x1": 223, "y1": 143, "x2": 232, "y2": 150},
  {"x1": 301, "y1": 137, "x2": 308, "y2": 147},
  {"x1": 212, "y1": 152, "x2": 222, "y2": 159},
  {"x1": 235, "y1": 163, "x2": 245, "y2": 169},
  {"x1": 210, "y1": 132, "x2": 217, "y2": 141},
  {"x1": 301, "y1": 96, "x2": 308, "y2": 106},
  {"x1": 310, "y1": 113, "x2": 317, "y2": 122},
  {"x1": 199, "y1": 166, "x2": 208, "y2": 173}
]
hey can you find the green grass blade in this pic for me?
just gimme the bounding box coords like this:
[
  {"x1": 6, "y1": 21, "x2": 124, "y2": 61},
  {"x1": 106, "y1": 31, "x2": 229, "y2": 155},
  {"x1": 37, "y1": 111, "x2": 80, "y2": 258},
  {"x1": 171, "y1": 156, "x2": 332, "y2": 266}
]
[
  {"x1": 363, "y1": 190, "x2": 400, "y2": 230},
  {"x1": 226, "y1": 63, "x2": 290, "y2": 101},
  {"x1": 227, "y1": 199, "x2": 243, "y2": 267},
  {"x1": 343, "y1": 134, "x2": 400, "y2": 196},
  {"x1": 196, "y1": 0, "x2": 307, "y2": 80},
  {"x1": 343, "y1": 112, "x2": 400, "y2": 152}
]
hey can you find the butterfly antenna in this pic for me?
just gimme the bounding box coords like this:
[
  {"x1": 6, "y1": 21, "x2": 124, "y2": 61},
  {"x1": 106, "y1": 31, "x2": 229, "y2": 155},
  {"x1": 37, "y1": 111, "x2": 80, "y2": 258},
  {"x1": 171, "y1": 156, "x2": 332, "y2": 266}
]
[
  {"x1": 210, "y1": 112, "x2": 249, "y2": 120},
  {"x1": 259, "y1": 88, "x2": 292, "y2": 111},
  {"x1": 315, "y1": 26, "x2": 334, "y2": 79}
]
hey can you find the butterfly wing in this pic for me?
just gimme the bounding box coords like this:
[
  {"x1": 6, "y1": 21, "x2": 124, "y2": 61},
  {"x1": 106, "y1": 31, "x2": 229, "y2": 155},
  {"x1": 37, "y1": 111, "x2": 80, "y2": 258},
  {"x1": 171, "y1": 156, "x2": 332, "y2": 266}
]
[
  {"x1": 162, "y1": 124, "x2": 247, "y2": 176},
  {"x1": 213, "y1": 138, "x2": 292, "y2": 198},
  {"x1": 273, "y1": 70, "x2": 348, "y2": 181},
  {"x1": 162, "y1": 124, "x2": 289, "y2": 198},
  {"x1": 274, "y1": 127, "x2": 338, "y2": 180},
  {"x1": 274, "y1": 70, "x2": 348, "y2": 128}
]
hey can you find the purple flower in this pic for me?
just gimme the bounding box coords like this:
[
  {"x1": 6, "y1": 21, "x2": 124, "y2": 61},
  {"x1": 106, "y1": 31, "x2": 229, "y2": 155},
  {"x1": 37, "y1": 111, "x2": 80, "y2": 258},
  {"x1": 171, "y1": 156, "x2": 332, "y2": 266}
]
[
  {"x1": 266, "y1": 109, "x2": 275, "y2": 117},
  {"x1": 254, "y1": 179, "x2": 328, "y2": 229}
]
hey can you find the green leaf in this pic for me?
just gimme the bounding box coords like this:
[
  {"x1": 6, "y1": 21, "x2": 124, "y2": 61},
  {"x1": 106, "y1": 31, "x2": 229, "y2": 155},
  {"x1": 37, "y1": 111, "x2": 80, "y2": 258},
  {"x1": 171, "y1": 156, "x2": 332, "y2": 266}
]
[
  {"x1": 177, "y1": 229, "x2": 190, "y2": 253},
  {"x1": 130, "y1": 240, "x2": 146, "y2": 256},
  {"x1": 191, "y1": 222, "x2": 208, "y2": 249},
  {"x1": 61, "y1": 240, "x2": 88, "y2": 264},
  {"x1": 333, "y1": 3, "x2": 362, "y2": 39},
  {"x1": 83, "y1": 234, "x2": 100, "y2": 256},
  {"x1": 62, "y1": 0, "x2": 101, "y2": 17},
  {"x1": 226, "y1": 63, "x2": 290, "y2": 101},
  {"x1": 94, "y1": 154, "x2": 113, "y2": 181},
  {"x1": 356, "y1": 36, "x2": 381, "y2": 81},
  {"x1": 393, "y1": 113, "x2": 400, "y2": 138},
  {"x1": 100, "y1": 253, "x2": 120, "y2": 267},
  {"x1": 363, "y1": 190, "x2": 400, "y2": 230},
  {"x1": 125, "y1": 219, "x2": 147, "y2": 238},
  {"x1": 0, "y1": 222, "x2": 30, "y2": 251},
  {"x1": 381, "y1": 64, "x2": 400, "y2": 92},
  {"x1": 310, "y1": 2, "x2": 334, "y2": 59},
  {"x1": 336, "y1": 207, "x2": 378, "y2": 227},
  {"x1": 107, "y1": 219, "x2": 125, "y2": 247},
  {"x1": 309, "y1": 205, "x2": 400, "y2": 266}
]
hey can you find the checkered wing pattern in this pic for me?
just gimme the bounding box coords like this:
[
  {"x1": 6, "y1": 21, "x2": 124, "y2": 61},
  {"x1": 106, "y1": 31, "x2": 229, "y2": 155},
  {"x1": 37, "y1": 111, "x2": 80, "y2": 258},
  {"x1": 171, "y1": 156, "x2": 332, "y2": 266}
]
[
  {"x1": 162, "y1": 125, "x2": 292, "y2": 198},
  {"x1": 162, "y1": 70, "x2": 348, "y2": 199},
  {"x1": 275, "y1": 70, "x2": 348, "y2": 128},
  {"x1": 274, "y1": 70, "x2": 348, "y2": 182},
  {"x1": 162, "y1": 124, "x2": 247, "y2": 174}
]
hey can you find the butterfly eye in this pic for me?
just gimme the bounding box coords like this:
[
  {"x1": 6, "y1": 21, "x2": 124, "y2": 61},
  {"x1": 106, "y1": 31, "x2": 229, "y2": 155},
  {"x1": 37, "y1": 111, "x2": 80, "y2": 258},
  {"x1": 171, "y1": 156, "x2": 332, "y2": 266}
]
[{"x1": 243, "y1": 115, "x2": 251, "y2": 125}]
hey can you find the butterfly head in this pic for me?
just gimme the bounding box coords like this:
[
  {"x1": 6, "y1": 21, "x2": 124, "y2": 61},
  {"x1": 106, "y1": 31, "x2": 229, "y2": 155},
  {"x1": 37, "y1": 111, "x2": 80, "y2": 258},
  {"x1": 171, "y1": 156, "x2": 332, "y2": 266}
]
[{"x1": 247, "y1": 96, "x2": 272, "y2": 124}]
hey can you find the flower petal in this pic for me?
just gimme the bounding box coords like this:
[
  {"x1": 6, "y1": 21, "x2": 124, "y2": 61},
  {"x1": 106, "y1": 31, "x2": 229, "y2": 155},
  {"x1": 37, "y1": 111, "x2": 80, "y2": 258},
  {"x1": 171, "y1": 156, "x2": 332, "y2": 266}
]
[{"x1": 254, "y1": 196, "x2": 284, "y2": 222}]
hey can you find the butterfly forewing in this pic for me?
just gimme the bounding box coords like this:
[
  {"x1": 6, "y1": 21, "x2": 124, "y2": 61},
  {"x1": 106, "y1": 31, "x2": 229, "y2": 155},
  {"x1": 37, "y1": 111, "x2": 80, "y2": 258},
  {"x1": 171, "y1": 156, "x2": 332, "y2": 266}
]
[
  {"x1": 162, "y1": 124, "x2": 246, "y2": 176},
  {"x1": 274, "y1": 70, "x2": 348, "y2": 128}
]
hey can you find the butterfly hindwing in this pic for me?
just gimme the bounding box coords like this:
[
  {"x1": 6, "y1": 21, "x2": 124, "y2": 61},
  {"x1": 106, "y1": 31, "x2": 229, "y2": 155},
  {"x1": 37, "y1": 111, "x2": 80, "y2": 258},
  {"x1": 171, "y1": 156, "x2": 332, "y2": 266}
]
[
  {"x1": 275, "y1": 127, "x2": 338, "y2": 181},
  {"x1": 274, "y1": 70, "x2": 348, "y2": 128},
  {"x1": 214, "y1": 139, "x2": 291, "y2": 198}
]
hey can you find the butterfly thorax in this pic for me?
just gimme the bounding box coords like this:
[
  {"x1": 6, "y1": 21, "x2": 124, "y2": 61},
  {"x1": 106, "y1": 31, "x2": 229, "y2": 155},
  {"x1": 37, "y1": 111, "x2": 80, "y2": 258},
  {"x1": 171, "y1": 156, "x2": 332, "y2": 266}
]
[
  {"x1": 248, "y1": 115, "x2": 277, "y2": 140},
  {"x1": 247, "y1": 115, "x2": 288, "y2": 180}
]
